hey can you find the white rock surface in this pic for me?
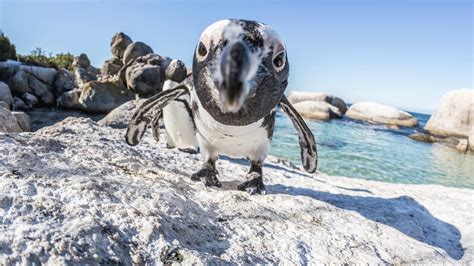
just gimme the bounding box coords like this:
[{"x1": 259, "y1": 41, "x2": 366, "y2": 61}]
[
  {"x1": 0, "y1": 118, "x2": 472, "y2": 264},
  {"x1": 346, "y1": 101, "x2": 418, "y2": 127},
  {"x1": 98, "y1": 99, "x2": 145, "y2": 129},
  {"x1": 425, "y1": 89, "x2": 474, "y2": 137}
]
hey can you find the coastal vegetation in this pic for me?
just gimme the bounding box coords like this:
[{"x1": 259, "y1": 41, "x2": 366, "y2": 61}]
[{"x1": 0, "y1": 34, "x2": 74, "y2": 71}]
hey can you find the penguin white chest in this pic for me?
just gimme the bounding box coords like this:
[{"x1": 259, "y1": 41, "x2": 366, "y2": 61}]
[
  {"x1": 192, "y1": 94, "x2": 271, "y2": 162},
  {"x1": 162, "y1": 80, "x2": 198, "y2": 150}
]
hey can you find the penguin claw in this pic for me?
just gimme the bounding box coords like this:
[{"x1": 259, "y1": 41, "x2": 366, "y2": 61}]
[
  {"x1": 191, "y1": 168, "x2": 222, "y2": 187},
  {"x1": 238, "y1": 172, "x2": 266, "y2": 195}
]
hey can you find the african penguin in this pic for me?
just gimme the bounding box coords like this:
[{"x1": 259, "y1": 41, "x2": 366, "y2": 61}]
[
  {"x1": 126, "y1": 19, "x2": 317, "y2": 195},
  {"x1": 162, "y1": 79, "x2": 198, "y2": 153}
]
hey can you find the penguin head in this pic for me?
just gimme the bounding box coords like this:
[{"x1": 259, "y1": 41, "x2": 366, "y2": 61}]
[{"x1": 193, "y1": 19, "x2": 289, "y2": 116}]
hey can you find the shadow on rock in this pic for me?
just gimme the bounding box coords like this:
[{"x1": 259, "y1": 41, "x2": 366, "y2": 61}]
[{"x1": 269, "y1": 184, "x2": 464, "y2": 260}]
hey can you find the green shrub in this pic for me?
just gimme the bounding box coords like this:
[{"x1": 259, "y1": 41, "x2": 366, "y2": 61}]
[
  {"x1": 18, "y1": 48, "x2": 75, "y2": 71},
  {"x1": 0, "y1": 35, "x2": 17, "y2": 61}
]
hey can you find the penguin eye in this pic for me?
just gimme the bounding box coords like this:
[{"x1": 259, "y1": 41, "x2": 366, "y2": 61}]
[
  {"x1": 272, "y1": 51, "x2": 286, "y2": 71},
  {"x1": 198, "y1": 42, "x2": 207, "y2": 56},
  {"x1": 196, "y1": 41, "x2": 209, "y2": 62}
]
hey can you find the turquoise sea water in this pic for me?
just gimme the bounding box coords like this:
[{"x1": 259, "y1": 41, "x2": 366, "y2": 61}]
[{"x1": 270, "y1": 111, "x2": 474, "y2": 189}]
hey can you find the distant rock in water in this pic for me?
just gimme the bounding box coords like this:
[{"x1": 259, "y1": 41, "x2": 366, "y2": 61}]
[
  {"x1": 346, "y1": 101, "x2": 418, "y2": 127},
  {"x1": 425, "y1": 89, "x2": 473, "y2": 138},
  {"x1": 409, "y1": 133, "x2": 437, "y2": 143},
  {"x1": 288, "y1": 91, "x2": 348, "y2": 114},
  {"x1": 292, "y1": 101, "x2": 342, "y2": 120}
]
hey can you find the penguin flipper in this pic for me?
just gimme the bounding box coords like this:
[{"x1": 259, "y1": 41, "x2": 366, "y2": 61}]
[
  {"x1": 279, "y1": 95, "x2": 318, "y2": 173},
  {"x1": 125, "y1": 85, "x2": 189, "y2": 146},
  {"x1": 151, "y1": 110, "x2": 163, "y2": 143}
]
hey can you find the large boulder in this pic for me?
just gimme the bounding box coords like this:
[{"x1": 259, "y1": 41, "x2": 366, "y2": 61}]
[
  {"x1": 346, "y1": 101, "x2": 418, "y2": 127},
  {"x1": 98, "y1": 99, "x2": 145, "y2": 128},
  {"x1": 73, "y1": 54, "x2": 100, "y2": 88},
  {"x1": 425, "y1": 89, "x2": 474, "y2": 138},
  {"x1": 111, "y1": 32, "x2": 133, "y2": 59},
  {"x1": 124, "y1": 54, "x2": 187, "y2": 97},
  {"x1": 288, "y1": 91, "x2": 348, "y2": 114},
  {"x1": 13, "y1": 96, "x2": 32, "y2": 111},
  {"x1": 55, "y1": 68, "x2": 76, "y2": 94},
  {"x1": 101, "y1": 56, "x2": 123, "y2": 77},
  {"x1": 0, "y1": 65, "x2": 57, "y2": 105},
  {"x1": 12, "y1": 111, "x2": 31, "y2": 132},
  {"x1": 165, "y1": 59, "x2": 187, "y2": 82},
  {"x1": 23, "y1": 92, "x2": 38, "y2": 106},
  {"x1": 0, "y1": 81, "x2": 13, "y2": 109},
  {"x1": 57, "y1": 89, "x2": 83, "y2": 110},
  {"x1": 125, "y1": 63, "x2": 163, "y2": 97},
  {"x1": 122, "y1": 42, "x2": 154, "y2": 64},
  {"x1": 75, "y1": 68, "x2": 97, "y2": 87},
  {"x1": 0, "y1": 107, "x2": 24, "y2": 132},
  {"x1": 72, "y1": 53, "x2": 91, "y2": 69},
  {"x1": 292, "y1": 101, "x2": 342, "y2": 120},
  {"x1": 79, "y1": 78, "x2": 135, "y2": 113}
]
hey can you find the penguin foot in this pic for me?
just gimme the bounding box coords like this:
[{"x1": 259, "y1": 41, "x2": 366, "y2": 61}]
[
  {"x1": 191, "y1": 168, "x2": 222, "y2": 187},
  {"x1": 238, "y1": 172, "x2": 266, "y2": 195}
]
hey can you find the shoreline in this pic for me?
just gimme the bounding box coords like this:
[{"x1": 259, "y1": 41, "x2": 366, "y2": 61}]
[{"x1": 0, "y1": 117, "x2": 472, "y2": 264}]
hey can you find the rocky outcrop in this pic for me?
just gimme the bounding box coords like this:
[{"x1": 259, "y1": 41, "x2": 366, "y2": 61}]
[
  {"x1": 13, "y1": 96, "x2": 32, "y2": 111},
  {"x1": 79, "y1": 78, "x2": 135, "y2": 113},
  {"x1": 0, "y1": 81, "x2": 13, "y2": 109},
  {"x1": 124, "y1": 54, "x2": 187, "y2": 97},
  {"x1": 0, "y1": 63, "x2": 57, "y2": 105},
  {"x1": 100, "y1": 33, "x2": 132, "y2": 78},
  {"x1": 101, "y1": 56, "x2": 123, "y2": 76},
  {"x1": 292, "y1": 101, "x2": 342, "y2": 120},
  {"x1": 346, "y1": 101, "x2": 418, "y2": 127},
  {"x1": 0, "y1": 117, "x2": 471, "y2": 264},
  {"x1": 288, "y1": 91, "x2": 348, "y2": 114},
  {"x1": 0, "y1": 107, "x2": 30, "y2": 132},
  {"x1": 122, "y1": 42, "x2": 153, "y2": 64},
  {"x1": 23, "y1": 92, "x2": 39, "y2": 106},
  {"x1": 111, "y1": 32, "x2": 133, "y2": 59},
  {"x1": 12, "y1": 111, "x2": 31, "y2": 131},
  {"x1": 55, "y1": 68, "x2": 76, "y2": 94},
  {"x1": 73, "y1": 54, "x2": 100, "y2": 87},
  {"x1": 57, "y1": 89, "x2": 82, "y2": 110},
  {"x1": 425, "y1": 89, "x2": 473, "y2": 138}
]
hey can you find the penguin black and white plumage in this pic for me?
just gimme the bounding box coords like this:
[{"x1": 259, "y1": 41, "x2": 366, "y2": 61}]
[
  {"x1": 162, "y1": 78, "x2": 198, "y2": 153},
  {"x1": 126, "y1": 19, "x2": 317, "y2": 195}
]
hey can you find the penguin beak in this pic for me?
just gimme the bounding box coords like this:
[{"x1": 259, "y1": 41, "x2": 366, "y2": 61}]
[{"x1": 218, "y1": 40, "x2": 251, "y2": 113}]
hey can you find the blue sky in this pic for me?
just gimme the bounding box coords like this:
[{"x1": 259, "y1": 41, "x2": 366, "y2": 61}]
[{"x1": 1, "y1": 0, "x2": 472, "y2": 113}]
